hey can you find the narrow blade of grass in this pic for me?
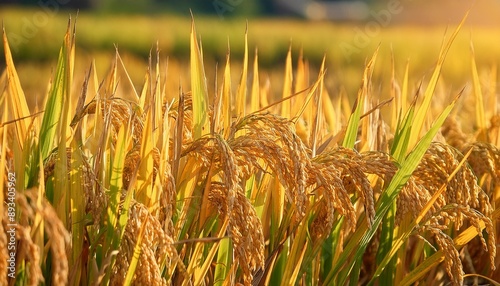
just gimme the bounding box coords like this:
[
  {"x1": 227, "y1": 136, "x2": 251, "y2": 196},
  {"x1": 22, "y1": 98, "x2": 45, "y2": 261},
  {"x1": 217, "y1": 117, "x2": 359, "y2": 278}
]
[
  {"x1": 408, "y1": 12, "x2": 468, "y2": 150},
  {"x1": 250, "y1": 48, "x2": 260, "y2": 114},
  {"x1": 292, "y1": 48, "x2": 309, "y2": 125},
  {"x1": 39, "y1": 20, "x2": 73, "y2": 161},
  {"x1": 214, "y1": 235, "x2": 232, "y2": 286},
  {"x1": 292, "y1": 70, "x2": 324, "y2": 125},
  {"x1": 102, "y1": 121, "x2": 131, "y2": 284},
  {"x1": 281, "y1": 45, "x2": 293, "y2": 118},
  {"x1": 47, "y1": 19, "x2": 75, "y2": 230},
  {"x1": 222, "y1": 52, "x2": 232, "y2": 138},
  {"x1": 369, "y1": 141, "x2": 473, "y2": 285},
  {"x1": 342, "y1": 47, "x2": 378, "y2": 148},
  {"x1": 69, "y1": 139, "x2": 85, "y2": 285},
  {"x1": 2, "y1": 27, "x2": 30, "y2": 148},
  {"x1": 108, "y1": 123, "x2": 129, "y2": 234},
  {"x1": 327, "y1": 92, "x2": 457, "y2": 285},
  {"x1": 391, "y1": 93, "x2": 418, "y2": 161},
  {"x1": 311, "y1": 56, "x2": 326, "y2": 157},
  {"x1": 236, "y1": 26, "x2": 248, "y2": 117},
  {"x1": 136, "y1": 105, "x2": 155, "y2": 207},
  {"x1": 471, "y1": 41, "x2": 487, "y2": 138},
  {"x1": 190, "y1": 17, "x2": 209, "y2": 139}
]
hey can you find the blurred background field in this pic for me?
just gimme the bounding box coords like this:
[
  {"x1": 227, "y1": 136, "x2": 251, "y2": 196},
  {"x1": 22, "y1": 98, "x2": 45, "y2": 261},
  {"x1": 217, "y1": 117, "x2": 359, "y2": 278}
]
[{"x1": 2, "y1": 0, "x2": 500, "y2": 122}]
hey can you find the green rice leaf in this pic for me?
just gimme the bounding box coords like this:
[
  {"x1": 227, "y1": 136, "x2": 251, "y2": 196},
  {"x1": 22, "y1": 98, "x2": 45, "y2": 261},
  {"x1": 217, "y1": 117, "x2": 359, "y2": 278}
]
[
  {"x1": 407, "y1": 12, "x2": 468, "y2": 151},
  {"x1": 328, "y1": 92, "x2": 457, "y2": 285},
  {"x1": 342, "y1": 47, "x2": 378, "y2": 148},
  {"x1": 39, "y1": 20, "x2": 72, "y2": 161}
]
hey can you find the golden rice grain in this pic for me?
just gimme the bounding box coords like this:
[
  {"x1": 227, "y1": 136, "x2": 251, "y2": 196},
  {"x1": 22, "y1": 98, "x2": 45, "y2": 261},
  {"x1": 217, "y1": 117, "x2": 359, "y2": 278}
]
[
  {"x1": 111, "y1": 201, "x2": 181, "y2": 285},
  {"x1": 441, "y1": 117, "x2": 470, "y2": 150},
  {"x1": 313, "y1": 147, "x2": 376, "y2": 227},
  {"x1": 413, "y1": 143, "x2": 492, "y2": 220},
  {"x1": 465, "y1": 142, "x2": 500, "y2": 196},
  {"x1": 16, "y1": 188, "x2": 70, "y2": 286},
  {"x1": 420, "y1": 203, "x2": 496, "y2": 286},
  {"x1": 230, "y1": 113, "x2": 309, "y2": 223},
  {"x1": 307, "y1": 161, "x2": 356, "y2": 236}
]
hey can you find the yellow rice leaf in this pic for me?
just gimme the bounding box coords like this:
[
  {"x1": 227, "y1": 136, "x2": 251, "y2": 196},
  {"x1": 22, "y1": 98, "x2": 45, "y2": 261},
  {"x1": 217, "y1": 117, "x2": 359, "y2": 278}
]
[
  {"x1": 260, "y1": 76, "x2": 270, "y2": 109},
  {"x1": 292, "y1": 70, "x2": 324, "y2": 125},
  {"x1": 401, "y1": 60, "x2": 409, "y2": 122},
  {"x1": 408, "y1": 12, "x2": 468, "y2": 151},
  {"x1": 235, "y1": 26, "x2": 248, "y2": 117},
  {"x1": 271, "y1": 178, "x2": 285, "y2": 227},
  {"x1": 190, "y1": 19, "x2": 209, "y2": 139},
  {"x1": 154, "y1": 48, "x2": 163, "y2": 142},
  {"x1": 390, "y1": 49, "x2": 397, "y2": 129},
  {"x1": 491, "y1": 67, "x2": 500, "y2": 147},
  {"x1": 221, "y1": 52, "x2": 232, "y2": 138},
  {"x1": 311, "y1": 56, "x2": 326, "y2": 157},
  {"x1": 136, "y1": 108, "x2": 155, "y2": 207},
  {"x1": 288, "y1": 243, "x2": 308, "y2": 286},
  {"x1": 33, "y1": 142, "x2": 45, "y2": 275},
  {"x1": 52, "y1": 19, "x2": 75, "y2": 228},
  {"x1": 174, "y1": 158, "x2": 203, "y2": 234},
  {"x1": 108, "y1": 123, "x2": 130, "y2": 230},
  {"x1": 292, "y1": 48, "x2": 309, "y2": 117},
  {"x1": 283, "y1": 212, "x2": 309, "y2": 284},
  {"x1": 69, "y1": 139, "x2": 85, "y2": 285},
  {"x1": 321, "y1": 87, "x2": 336, "y2": 135},
  {"x1": 3, "y1": 28, "x2": 30, "y2": 148},
  {"x1": 281, "y1": 45, "x2": 293, "y2": 118},
  {"x1": 116, "y1": 50, "x2": 140, "y2": 104},
  {"x1": 106, "y1": 53, "x2": 118, "y2": 99},
  {"x1": 471, "y1": 42, "x2": 487, "y2": 135},
  {"x1": 489, "y1": 65, "x2": 497, "y2": 120},
  {"x1": 158, "y1": 102, "x2": 171, "y2": 197},
  {"x1": 250, "y1": 48, "x2": 260, "y2": 114}
]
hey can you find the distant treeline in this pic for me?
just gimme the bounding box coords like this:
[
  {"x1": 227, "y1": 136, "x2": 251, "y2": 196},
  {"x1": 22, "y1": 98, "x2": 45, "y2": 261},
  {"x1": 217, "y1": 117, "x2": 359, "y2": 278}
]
[{"x1": 0, "y1": 0, "x2": 276, "y2": 15}]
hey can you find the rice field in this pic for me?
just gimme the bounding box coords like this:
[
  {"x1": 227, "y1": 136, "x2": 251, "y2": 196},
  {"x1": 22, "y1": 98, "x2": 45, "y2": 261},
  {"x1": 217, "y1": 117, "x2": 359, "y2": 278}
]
[{"x1": 1, "y1": 8, "x2": 500, "y2": 286}]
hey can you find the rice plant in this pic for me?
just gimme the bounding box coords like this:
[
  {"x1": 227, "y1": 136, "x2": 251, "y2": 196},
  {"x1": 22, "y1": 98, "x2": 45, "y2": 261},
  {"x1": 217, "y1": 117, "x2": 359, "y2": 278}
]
[{"x1": 1, "y1": 15, "x2": 499, "y2": 286}]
